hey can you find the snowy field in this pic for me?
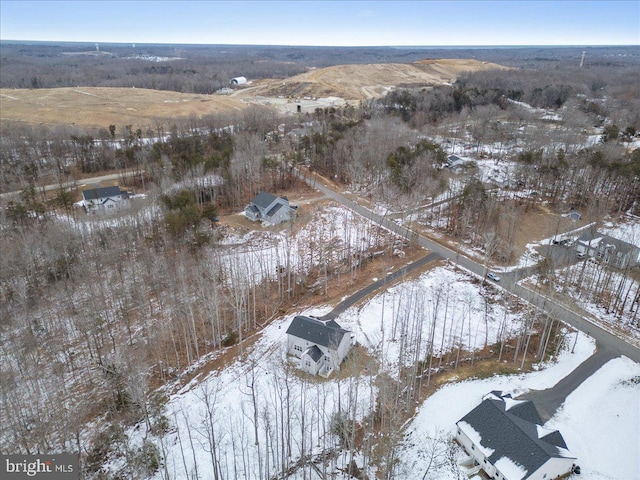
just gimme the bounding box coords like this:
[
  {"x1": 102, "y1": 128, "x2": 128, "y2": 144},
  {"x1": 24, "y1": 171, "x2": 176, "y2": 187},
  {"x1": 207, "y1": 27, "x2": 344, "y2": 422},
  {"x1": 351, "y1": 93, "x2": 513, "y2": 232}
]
[
  {"x1": 113, "y1": 263, "x2": 573, "y2": 480},
  {"x1": 217, "y1": 203, "x2": 393, "y2": 285},
  {"x1": 125, "y1": 308, "x2": 378, "y2": 480},
  {"x1": 337, "y1": 266, "x2": 523, "y2": 376},
  {"x1": 397, "y1": 334, "x2": 640, "y2": 480}
]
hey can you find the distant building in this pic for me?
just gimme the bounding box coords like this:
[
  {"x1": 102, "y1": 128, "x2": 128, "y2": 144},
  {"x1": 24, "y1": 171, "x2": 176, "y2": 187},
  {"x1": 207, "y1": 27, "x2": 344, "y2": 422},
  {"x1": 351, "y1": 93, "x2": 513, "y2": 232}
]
[
  {"x1": 568, "y1": 211, "x2": 581, "y2": 221},
  {"x1": 244, "y1": 191, "x2": 296, "y2": 226},
  {"x1": 446, "y1": 154, "x2": 474, "y2": 169},
  {"x1": 456, "y1": 391, "x2": 576, "y2": 480},
  {"x1": 81, "y1": 186, "x2": 129, "y2": 215},
  {"x1": 286, "y1": 315, "x2": 354, "y2": 377},
  {"x1": 231, "y1": 76, "x2": 247, "y2": 85},
  {"x1": 575, "y1": 230, "x2": 640, "y2": 269}
]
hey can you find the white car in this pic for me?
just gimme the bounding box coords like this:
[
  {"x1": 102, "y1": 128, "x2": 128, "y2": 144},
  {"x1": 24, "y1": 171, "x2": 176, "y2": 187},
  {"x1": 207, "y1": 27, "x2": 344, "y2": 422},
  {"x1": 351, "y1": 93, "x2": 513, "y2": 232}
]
[{"x1": 487, "y1": 272, "x2": 501, "y2": 282}]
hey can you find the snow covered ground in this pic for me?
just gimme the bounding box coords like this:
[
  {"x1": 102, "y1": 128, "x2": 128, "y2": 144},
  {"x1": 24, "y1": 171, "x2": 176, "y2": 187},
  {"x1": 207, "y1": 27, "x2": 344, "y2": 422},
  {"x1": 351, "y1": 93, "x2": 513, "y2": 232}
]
[
  {"x1": 111, "y1": 262, "x2": 600, "y2": 480},
  {"x1": 397, "y1": 334, "x2": 640, "y2": 480},
  {"x1": 129, "y1": 309, "x2": 378, "y2": 480},
  {"x1": 217, "y1": 203, "x2": 393, "y2": 286},
  {"x1": 337, "y1": 266, "x2": 523, "y2": 376}
]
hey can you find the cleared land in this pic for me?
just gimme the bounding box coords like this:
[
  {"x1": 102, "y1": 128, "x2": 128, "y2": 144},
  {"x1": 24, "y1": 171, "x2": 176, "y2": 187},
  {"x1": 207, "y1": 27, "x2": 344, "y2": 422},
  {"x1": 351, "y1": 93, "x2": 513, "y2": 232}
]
[
  {"x1": 0, "y1": 59, "x2": 508, "y2": 129},
  {"x1": 0, "y1": 87, "x2": 246, "y2": 130},
  {"x1": 234, "y1": 59, "x2": 509, "y2": 100}
]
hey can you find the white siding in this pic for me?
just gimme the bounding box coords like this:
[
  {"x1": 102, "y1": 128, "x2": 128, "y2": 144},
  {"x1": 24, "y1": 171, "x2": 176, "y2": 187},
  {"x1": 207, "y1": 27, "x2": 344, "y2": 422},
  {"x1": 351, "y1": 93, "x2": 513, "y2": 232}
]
[{"x1": 527, "y1": 457, "x2": 575, "y2": 480}]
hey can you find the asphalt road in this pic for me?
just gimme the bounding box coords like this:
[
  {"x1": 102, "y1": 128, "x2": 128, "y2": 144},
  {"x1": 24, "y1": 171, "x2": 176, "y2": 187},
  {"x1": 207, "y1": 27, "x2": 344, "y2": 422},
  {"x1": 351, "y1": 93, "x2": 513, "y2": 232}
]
[
  {"x1": 320, "y1": 251, "x2": 441, "y2": 320},
  {"x1": 0, "y1": 171, "x2": 141, "y2": 200},
  {"x1": 302, "y1": 170, "x2": 640, "y2": 365}
]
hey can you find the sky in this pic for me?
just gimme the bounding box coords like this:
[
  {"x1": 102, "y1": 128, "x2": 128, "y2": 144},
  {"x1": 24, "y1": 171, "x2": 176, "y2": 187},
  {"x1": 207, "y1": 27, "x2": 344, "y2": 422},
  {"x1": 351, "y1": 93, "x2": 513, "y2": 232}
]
[{"x1": 1, "y1": 0, "x2": 639, "y2": 47}]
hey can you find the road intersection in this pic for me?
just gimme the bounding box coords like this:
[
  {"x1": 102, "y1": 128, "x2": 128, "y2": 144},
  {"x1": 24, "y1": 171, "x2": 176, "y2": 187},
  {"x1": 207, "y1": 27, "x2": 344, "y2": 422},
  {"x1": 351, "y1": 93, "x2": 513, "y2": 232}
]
[{"x1": 300, "y1": 170, "x2": 640, "y2": 366}]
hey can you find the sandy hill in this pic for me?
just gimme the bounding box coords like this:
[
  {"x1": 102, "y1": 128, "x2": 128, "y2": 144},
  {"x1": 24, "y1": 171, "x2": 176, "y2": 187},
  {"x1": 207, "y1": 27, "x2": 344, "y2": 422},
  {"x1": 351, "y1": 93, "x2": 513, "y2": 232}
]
[
  {"x1": 236, "y1": 59, "x2": 508, "y2": 100},
  {"x1": 0, "y1": 60, "x2": 508, "y2": 129},
  {"x1": 0, "y1": 87, "x2": 246, "y2": 130}
]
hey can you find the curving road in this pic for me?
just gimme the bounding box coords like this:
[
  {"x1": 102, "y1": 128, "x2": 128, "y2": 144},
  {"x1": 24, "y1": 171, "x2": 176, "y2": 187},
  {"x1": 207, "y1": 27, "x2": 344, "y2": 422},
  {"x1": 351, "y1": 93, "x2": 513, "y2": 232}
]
[
  {"x1": 521, "y1": 344, "x2": 619, "y2": 421},
  {"x1": 301, "y1": 169, "x2": 640, "y2": 364},
  {"x1": 320, "y1": 251, "x2": 441, "y2": 320}
]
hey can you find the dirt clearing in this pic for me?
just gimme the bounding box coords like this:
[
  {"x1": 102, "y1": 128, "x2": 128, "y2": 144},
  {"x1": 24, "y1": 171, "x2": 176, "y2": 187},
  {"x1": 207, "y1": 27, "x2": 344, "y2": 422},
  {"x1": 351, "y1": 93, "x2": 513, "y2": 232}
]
[
  {"x1": 235, "y1": 59, "x2": 509, "y2": 101},
  {"x1": 0, "y1": 87, "x2": 247, "y2": 130}
]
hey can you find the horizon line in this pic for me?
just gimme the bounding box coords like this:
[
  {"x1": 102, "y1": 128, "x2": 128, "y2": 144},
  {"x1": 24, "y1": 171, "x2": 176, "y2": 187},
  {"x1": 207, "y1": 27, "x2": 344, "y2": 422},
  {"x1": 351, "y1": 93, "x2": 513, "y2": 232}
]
[{"x1": 1, "y1": 39, "x2": 639, "y2": 49}]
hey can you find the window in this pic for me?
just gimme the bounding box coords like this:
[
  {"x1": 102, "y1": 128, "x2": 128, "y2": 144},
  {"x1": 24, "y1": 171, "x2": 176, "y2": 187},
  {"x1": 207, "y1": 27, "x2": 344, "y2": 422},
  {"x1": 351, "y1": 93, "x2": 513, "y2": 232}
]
[
  {"x1": 471, "y1": 445, "x2": 475, "y2": 450},
  {"x1": 294, "y1": 345, "x2": 303, "y2": 352}
]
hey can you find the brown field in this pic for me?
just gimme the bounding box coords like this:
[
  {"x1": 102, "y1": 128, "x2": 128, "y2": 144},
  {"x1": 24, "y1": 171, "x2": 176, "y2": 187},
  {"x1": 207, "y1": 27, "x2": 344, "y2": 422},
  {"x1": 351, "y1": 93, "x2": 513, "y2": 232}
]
[
  {"x1": 234, "y1": 59, "x2": 509, "y2": 100},
  {"x1": 0, "y1": 87, "x2": 247, "y2": 130},
  {"x1": 0, "y1": 59, "x2": 508, "y2": 129}
]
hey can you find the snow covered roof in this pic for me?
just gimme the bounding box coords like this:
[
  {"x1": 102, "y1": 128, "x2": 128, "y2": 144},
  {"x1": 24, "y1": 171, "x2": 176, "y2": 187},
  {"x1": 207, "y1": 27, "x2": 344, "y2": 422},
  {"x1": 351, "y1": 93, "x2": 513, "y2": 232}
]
[
  {"x1": 457, "y1": 392, "x2": 575, "y2": 480},
  {"x1": 286, "y1": 316, "x2": 349, "y2": 349}
]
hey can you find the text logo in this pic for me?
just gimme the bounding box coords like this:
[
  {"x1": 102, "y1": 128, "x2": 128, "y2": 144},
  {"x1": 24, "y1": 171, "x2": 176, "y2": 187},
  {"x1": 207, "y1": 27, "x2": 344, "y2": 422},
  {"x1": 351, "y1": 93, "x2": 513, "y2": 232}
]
[{"x1": 1, "y1": 454, "x2": 79, "y2": 479}]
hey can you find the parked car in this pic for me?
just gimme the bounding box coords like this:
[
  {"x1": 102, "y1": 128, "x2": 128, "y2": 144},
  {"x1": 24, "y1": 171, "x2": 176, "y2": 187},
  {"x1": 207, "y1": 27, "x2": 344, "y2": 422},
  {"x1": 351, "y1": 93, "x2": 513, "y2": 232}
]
[{"x1": 487, "y1": 272, "x2": 501, "y2": 282}]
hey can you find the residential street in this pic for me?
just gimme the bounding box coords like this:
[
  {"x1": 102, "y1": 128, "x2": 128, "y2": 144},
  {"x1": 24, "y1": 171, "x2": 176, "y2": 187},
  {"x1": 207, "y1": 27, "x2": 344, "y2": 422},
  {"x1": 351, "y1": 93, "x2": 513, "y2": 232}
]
[
  {"x1": 301, "y1": 169, "x2": 640, "y2": 364},
  {"x1": 0, "y1": 170, "x2": 141, "y2": 200}
]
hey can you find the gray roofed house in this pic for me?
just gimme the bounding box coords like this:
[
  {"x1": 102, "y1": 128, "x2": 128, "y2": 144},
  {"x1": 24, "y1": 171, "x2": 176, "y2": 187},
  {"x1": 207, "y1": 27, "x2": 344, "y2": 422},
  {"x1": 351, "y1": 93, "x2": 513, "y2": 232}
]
[
  {"x1": 286, "y1": 315, "x2": 354, "y2": 377},
  {"x1": 446, "y1": 154, "x2": 474, "y2": 169},
  {"x1": 575, "y1": 230, "x2": 640, "y2": 269},
  {"x1": 81, "y1": 186, "x2": 129, "y2": 215},
  {"x1": 244, "y1": 191, "x2": 295, "y2": 225},
  {"x1": 456, "y1": 391, "x2": 576, "y2": 480}
]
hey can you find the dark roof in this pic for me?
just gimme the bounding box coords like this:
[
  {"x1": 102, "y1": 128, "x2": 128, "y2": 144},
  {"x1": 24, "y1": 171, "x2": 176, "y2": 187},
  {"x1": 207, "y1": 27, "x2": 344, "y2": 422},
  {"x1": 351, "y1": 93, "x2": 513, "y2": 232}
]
[
  {"x1": 539, "y1": 430, "x2": 568, "y2": 450},
  {"x1": 457, "y1": 392, "x2": 574, "y2": 479},
  {"x1": 266, "y1": 202, "x2": 283, "y2": 217},
  {"x1": 247, "y1": 205, "x2": 259, "y2": 213},
  {"x1": 577, "y1": 230, "x2": 638, "y2": 254},
  {"x1": 251, "y1": 191, "x2": 277, "y2": 209},
  {"x1": 504, "y1": 400, "x2": 543, "y2": 425},
  {"x1": 448, "y1": 154, "x2": 463, "y2": 162},
  {"x1": 286, "y1": 315, "x2": 349, "y2": 349},
  {"x1": 303, "y1": 345, "x2": 323, "y2": 363},
  {"x1": 82, "y1": 186, "x2": 123, "y2": 201}
]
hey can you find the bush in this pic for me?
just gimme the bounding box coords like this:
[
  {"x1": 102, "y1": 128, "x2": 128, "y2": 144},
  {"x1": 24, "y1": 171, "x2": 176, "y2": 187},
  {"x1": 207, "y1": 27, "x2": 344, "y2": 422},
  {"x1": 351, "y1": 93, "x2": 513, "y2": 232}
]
[{"x1": 222, "y1": 330, "x2": 238, "y2": 347}]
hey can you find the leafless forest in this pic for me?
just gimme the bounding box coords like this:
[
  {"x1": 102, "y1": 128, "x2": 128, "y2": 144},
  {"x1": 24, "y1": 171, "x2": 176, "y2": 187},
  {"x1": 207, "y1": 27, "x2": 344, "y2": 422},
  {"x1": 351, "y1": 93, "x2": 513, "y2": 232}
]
[{"x1": 1, "y1": 43, "x2": 639, "y2": 479}]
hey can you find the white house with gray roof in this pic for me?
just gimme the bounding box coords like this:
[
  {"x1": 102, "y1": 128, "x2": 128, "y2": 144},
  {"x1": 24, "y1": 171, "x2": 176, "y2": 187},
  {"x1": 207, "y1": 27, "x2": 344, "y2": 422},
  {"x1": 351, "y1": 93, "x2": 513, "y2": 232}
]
[
  {"x1": 575, "y1": 230, "x2": 640, "y2": 269},
  {"x1": 456, "y1": 391, "x2": 576, "y2": 480},
  {"x1": 81, "y1": 186, "x2": 129, "y2": 214},
  {"x1": 286, "y1": 315, "x2": 354, "y2": 377},
  {"x1": 245, "y1": 191, "x2": 295, "y2": 226}
]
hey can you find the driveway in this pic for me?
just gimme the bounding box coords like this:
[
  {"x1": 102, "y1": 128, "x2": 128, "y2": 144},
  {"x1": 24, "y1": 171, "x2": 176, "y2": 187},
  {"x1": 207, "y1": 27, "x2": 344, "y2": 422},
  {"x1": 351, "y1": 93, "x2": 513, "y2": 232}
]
[{"x1": 299, "y1": 168, "x2": 640, "y2": 365}]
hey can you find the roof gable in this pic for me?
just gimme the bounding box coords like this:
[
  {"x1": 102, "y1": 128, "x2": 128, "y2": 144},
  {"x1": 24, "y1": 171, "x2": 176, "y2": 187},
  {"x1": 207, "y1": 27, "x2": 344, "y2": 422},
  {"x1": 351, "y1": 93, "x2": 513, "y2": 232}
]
[
  {"x1": 578, "y1": 230, "x2": 638, "y2": 254},
  {"x1": 303, "y1": 345, "x2": 323, "y2": 363},
  {"x1": 457, "y1": 393, "x2": 574, "y2": 479},
  {"x1": 505, "y1": 399, "x2": 543, "y2": 425},
  {"x1": 286, "y1": 315, "x2": 349, "y2": 349},
  {"x1": 251, "y1": 191, "x2": 278, "y2": 209}
]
